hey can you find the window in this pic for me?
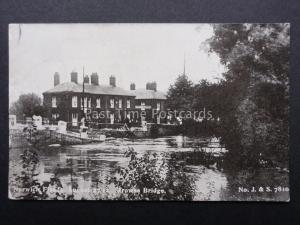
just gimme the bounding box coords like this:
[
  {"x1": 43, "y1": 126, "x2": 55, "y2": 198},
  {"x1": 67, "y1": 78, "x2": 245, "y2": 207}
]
[
  {"x1": 96, "y1": 98, "x2": 101, "y2": 108},
  {"x1": 110, "y1": 98, "x2": 114, "y2": 108},
  {"x1": 72, "y1": 96, "x2": 78, "y2": 108},
  {"x1": 88, "y1": 98, "x2": 91, "y2": 108},
  {"x1": 52, "y1": 113, "x2": 59, "y2": 119},
  {"x1": 81, "y1": 97, "x2": 88, "y2": 109},
  {"x1": 141, "y1": 101, "x2": 145, "y2": 110},
  {"x1": 72, "y1": 113, "x2": 78, "y2": 126},
  {"x1": 157, "y1": 102, "x2": 161, "y2": 110},
  {"x1": 119, "y1": 99, "x2": 122, "y2": 108},
  {"x1": 110, "y1": 113, "x2": 114, "y2": 124},
  {"x1": 126, "y1": 99, "x2": 130, "y2": 108},
  {"x1": 52, "y1": 96, "x2": 57, "y2": 108}
]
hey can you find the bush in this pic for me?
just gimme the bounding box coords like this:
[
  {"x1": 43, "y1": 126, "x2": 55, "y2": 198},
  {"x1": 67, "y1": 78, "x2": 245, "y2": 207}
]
[{"x1": 110, "y1": 147, "x2": 195, "y2": 200}]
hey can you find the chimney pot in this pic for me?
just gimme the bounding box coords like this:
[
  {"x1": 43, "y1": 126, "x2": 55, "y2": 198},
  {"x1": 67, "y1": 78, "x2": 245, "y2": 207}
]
[
  {"x1": 91, "y1": 73, "x2": 99, "y2": 85},
  {"x1": 146, "y1": 82, "x2": 151, "y2": 90},
  {"x1": 54, "y1": 72, "x2": 60, "y2": 86},
  {"x1": 71, "y1": 71, "x2": 78, "y2": 84},
  {"x1": 130, "y1": 83, "x2": 136, "y2": 90},
  {"x1": 152, "y1": 81, "x2": 157, "y2": 92},
  {"x1": 109, "y1": 75, "x2": 116, "y2": 87},
  {"x1": 84, "y1": 75, "x2": 90, "y2": 84}
]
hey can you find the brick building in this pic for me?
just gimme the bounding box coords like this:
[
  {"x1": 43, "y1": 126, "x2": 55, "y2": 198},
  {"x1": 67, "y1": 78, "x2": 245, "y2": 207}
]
[
  {"x1": 129, "y1": 82, "x2": 167, "y2": 124},
  {"x1": 43, "y1": 72, "x2": 135, "y2": 127},
  {"x1": 43, "y1": 72, "x2": 167, "y2": 127}
]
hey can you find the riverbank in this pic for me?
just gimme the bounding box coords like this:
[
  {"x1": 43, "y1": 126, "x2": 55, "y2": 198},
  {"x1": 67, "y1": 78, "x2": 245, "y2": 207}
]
[{"x1": 10, "y1": 123, "x2": 182, "y2": 147}]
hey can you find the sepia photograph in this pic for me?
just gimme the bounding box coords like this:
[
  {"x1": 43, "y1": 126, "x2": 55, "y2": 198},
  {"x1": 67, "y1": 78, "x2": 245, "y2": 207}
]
[{"x1": 8, "y1": 23, "x2": 289, "y2": 201}]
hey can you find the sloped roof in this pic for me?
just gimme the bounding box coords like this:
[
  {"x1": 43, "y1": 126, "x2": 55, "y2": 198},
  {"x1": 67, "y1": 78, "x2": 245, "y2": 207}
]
[
  {"x1": 130, "y1": 89, "x2": 167, "y2": 100},
  {"x1": 43, "y1": 82, "x2": 135, "y2": 96}
]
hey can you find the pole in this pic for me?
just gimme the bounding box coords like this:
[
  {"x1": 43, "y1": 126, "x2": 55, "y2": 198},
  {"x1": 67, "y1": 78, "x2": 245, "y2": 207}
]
[{"x1": 82, "y1": 66, "x2": 85, "y2": 119}]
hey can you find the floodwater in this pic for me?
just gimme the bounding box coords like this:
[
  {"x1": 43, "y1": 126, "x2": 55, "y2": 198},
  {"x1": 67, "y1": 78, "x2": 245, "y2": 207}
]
[{"x1": 9, "y1": 135, "x2": 289, "y2": 201}]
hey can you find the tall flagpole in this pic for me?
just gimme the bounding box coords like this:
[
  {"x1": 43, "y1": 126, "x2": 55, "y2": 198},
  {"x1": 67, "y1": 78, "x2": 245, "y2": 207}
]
[{"x1": 82, "y1": 66, "x2": 85, "y2": 119}]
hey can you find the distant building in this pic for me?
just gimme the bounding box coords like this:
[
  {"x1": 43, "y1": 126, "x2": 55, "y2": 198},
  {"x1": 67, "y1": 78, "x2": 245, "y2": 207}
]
[
  {"x1": 43, "y1": 72, "x2": 136, "y2": 126},
  {"x1": 130, "y1": 82, "x2": 167, "y2": 124}
]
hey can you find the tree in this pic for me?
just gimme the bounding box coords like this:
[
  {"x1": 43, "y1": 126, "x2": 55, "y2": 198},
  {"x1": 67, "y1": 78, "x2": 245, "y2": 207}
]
[
  {"x1": 192, "y1": 79, "x2": 224, "y2": 116},
  {"x1": 207, "y1": 24, "x2": 289, "y2": 85},
  {"x1": 166, "y1": 74, "x2": 194, "y2": 111},
  {"x1": 206, "y1": 24, "x2": 289, "y2": 168},
  {"x1": 9, "y1": 93, "x2": 46, "y2": 120}
]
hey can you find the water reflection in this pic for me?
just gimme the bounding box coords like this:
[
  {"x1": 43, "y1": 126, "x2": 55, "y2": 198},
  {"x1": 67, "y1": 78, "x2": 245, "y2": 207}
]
[{"x1": 9, "y1": 135, "x2": 289, "y2": 201}]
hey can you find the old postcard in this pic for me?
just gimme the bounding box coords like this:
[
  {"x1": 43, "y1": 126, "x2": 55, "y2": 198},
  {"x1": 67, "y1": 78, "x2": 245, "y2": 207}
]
[{"x1": 8, "y1": 23, "x2": 289, "y2": 201}]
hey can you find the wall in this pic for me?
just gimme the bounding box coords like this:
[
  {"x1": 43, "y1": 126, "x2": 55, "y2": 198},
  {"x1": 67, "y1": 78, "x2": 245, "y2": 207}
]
[{"x1": 43, "y1": 92, "x2": 135, "y2": 125}]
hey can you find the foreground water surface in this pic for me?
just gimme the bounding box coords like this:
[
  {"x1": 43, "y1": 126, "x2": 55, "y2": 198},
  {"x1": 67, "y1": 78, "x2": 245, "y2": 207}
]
[{"x1": 9, "y1": 135, "x2": 289, "y2": 201}]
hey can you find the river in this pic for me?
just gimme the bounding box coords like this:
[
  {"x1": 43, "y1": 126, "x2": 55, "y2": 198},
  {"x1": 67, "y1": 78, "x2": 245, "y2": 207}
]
[{"x1": 9, "y1": 135, "x2": 289, "y2": 201}]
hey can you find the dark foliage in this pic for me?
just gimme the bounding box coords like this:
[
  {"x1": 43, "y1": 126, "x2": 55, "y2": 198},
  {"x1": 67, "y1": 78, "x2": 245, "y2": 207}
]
[
  {"x1": 166, "y1": 24, "x2": 289, "y2": 169},
  {"x1": 110, "y1": 147, "x2": 195, "y2": 200},
  {"x1": 9, "y1": 93, "x2": 47, "y2": 120}
]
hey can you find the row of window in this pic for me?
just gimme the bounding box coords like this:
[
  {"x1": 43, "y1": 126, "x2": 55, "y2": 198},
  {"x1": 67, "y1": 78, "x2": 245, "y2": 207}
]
[
  {"x1": 51, "y1": 96, "x2": 131, "y2": 109},
  {"x1": 53, "y1": 112, "x2": 127, "y2": 126},
  {"x1": 140, "y1": 101, "x2": 161, "y2": 110}
]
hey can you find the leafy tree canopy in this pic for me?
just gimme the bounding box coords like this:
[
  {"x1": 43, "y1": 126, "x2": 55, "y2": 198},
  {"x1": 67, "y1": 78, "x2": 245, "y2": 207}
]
[
  {"x1": 205, "y1": 23, "x2": 290, "y2": 168},
  {"x1": 207, "y1": 24, "x2": 289, "y2": 85},
  {"x1": 166, "y1": 74, "x2": 194, "y2": 111},
  {"x1": 9, "y1": 93, "x2": 46, "y2": 120}
]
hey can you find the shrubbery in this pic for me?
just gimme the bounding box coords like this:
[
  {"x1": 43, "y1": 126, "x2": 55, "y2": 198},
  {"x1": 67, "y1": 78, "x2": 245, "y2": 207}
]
[{"x1": 110, "y1": 147, "x2": 195, "y2": 200}]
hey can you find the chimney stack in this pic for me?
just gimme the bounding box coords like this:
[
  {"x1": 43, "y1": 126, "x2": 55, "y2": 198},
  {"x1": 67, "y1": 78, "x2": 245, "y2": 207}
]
[
  {"x1": 152, "y1": 82, "x2": 157, "y2": 92},
  {"x1": 83, "y1": 75, "x2": 90, "y2": 84},
  {"x1": 90, "y1": 73, "x2": 99, "y2": 85},
  {"x1": 109, "y1": 75, "x2": 116, "y2": 87},
  {"x1": 146, "y1": 81, "x2": 157, "y2": 91},
  {"x1": 146, "y1": 82, "x2": 151, "y2": 90},
  {"x1": 54, "y1": 72, "x2": 60, "y2": 86},
  {"x1": 130, "y1": 83, "x2": 136, "y2": 90},
  {"x1": 71, "y1": 71, "x2": 78, "y2": 84},
  {"x1": 151, "y1": 81, "x2": 157, "y2": 91}
]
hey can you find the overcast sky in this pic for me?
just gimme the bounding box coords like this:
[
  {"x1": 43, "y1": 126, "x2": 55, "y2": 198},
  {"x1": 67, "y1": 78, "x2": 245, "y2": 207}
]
[{"x1": 9, "y1": 23, "x2": 225, "y2": 104}]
